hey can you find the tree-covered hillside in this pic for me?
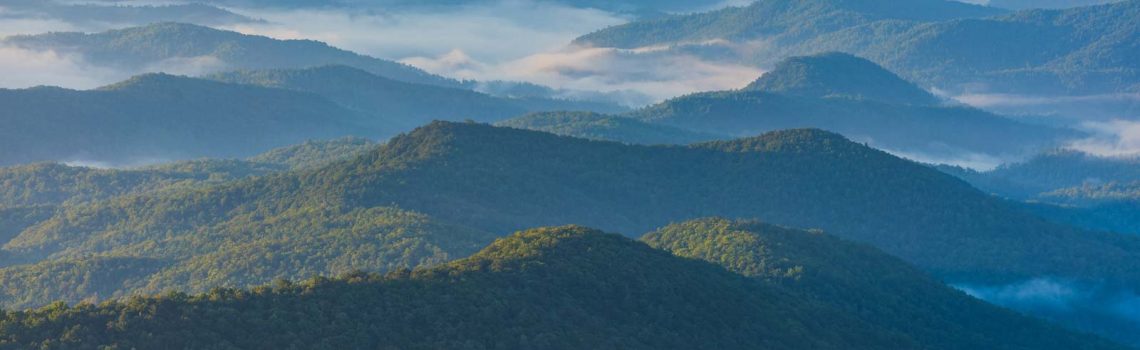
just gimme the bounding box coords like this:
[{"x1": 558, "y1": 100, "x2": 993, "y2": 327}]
[
  {"x1": 6, "y1": 122, "x2": 1140, "y2": 292},
  {"x1": 496, "y1": 111, "x2": 722, "y2": 145},
  {"x1": 642, "y1": 218, "x2": 1125, "y2": 350},
  {"x1": 0, "y1": 137, "x2": 375, "y2": 208},
  {"x1": 4, "y1": 122, "x2": 1140, "y2": 343},
  {"x1": 0, "y1": 225, "x2": 1124, "y2": 350},
  {"x1": 745, "y1": 52, "x2": 942, "y2": 105}
]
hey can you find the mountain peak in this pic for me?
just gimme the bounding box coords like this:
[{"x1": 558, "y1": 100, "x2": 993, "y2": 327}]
[{"x1": 746, "y1": 52, "x2": 941, "y2": 105}]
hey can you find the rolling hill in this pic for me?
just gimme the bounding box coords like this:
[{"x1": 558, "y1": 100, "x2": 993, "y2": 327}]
[
  {"x1": 0, "y1": 137, "x2": 374, "y2": 208},
  {"x1": 643, "y1": 218, "x2": 1126, "y2": 349},
  {"x1": 744, "y1": 52, "x2": 942, "y2": 105},
  {"x1": 0, "y1": 225, "x2": 1123, "y2": 349}
]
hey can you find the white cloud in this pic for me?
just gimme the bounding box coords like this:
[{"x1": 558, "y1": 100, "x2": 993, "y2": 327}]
[
  {"x1": 954, "y1": 92, "x2": 1140, "y2": 108},
  {"x1": 404, "y1": 45, "x2": 764, "y2": 105},
  {"x1": 1, "y1": 0, "x2": 762, "y2": 103},
  {"x1": 954, "y1": 277, "x2": 1140, "y2": 325},
  {"x1": 0, "y1": 45, "x2": 125, "y2": 89},
  {"x1": 143, "y1": 55, "x2": 228, "y2": 77},
  {"x1": 221, "y1": 0, "x2": 627, "y2": 63},
  {"x1": 222, "y1": 1, "x2": 763, "y2": 104},
  {"x1": 877, "y1": 146, "x2": 1006, "y2": 171},
  {"x1": 1067, "y1": 119, "x2": 1140, "y2": 157}
]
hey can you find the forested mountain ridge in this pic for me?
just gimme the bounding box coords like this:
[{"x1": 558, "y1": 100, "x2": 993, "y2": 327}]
[
  {"x1": 744, "y1": 52, "x2": 942, "y2": 105},
  {"x1": 939, "y1": 150, "x2": 1140, "y2": 202},
  {"x1": 3, "y1": 122, "x2": 1140, "y2": 344},
  {"x1": 574, "y1": 0, "x2": 1006, "y2": 49},
  {"x1": 511, "y1": 53, "x2": 1075, "y2": 158},
  {"x1": 575, "y1": 0, "x2": 1140, "y2": 95},
  {"x1": 0, "y1": 64, "x2": 620, "y2": 166},
  {"x1": 0, "y1": 74, "x2": 373, "y2": 166},
  {"x1": 0, "y1": 225, "x2": 1125, "y2": 350},
  {"x1": 642, "y1": 218, "x2": 1126, "y2": 350},
  {"x1": 495, "y1": 111, "x2": 722, "y2": 145},
  {"x1": 0, "y1": 1, "x2": 256, "y2": 27},
  {"x1": 2, "y1": 22, "x2": 458, "y2": 88},
  {"x1": 209, "y1": 65, "x2": 626, "y2": 129},
  {"x1": 6, "y1": 122, "x2": 1140, "y2": 291},
  {"x1": 0, "y1": 22, "x2": 622, "y2": 105},
  {"x1": 0, "y1": 137, "x2": 375, "y2": 208}
]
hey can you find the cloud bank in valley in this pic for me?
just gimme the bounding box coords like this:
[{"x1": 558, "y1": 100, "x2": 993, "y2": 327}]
[
  {"x1": 222, "y1": 1, "x2": 762, "y2": 105},
  {"x1": 404, "y1": 45, "x2": 764, "y2": 105},
  {"x1": 0, "y1": 0, "x2": 764, "y2": 104},
  {"x1": 0, "y1": 45, "x2": 125, "y2": 89},
  {"x1": 1067, "y1": 119, "x2": 1140, "y2": 157},
  {"x1": 955, "y1": 278, "x2": 1140, "y2": 328}
]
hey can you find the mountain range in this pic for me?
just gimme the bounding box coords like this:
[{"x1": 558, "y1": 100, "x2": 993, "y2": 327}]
[
  {"x1": 0, "y1": 1, "x2": 257, "y2": 27},
  {"x1": 0, "y1": 222, "x2": 1122, "y2": 349},
  {"x1": 3, "y1": 121, "x2": 1140, "y2": 343},
  {"x1": 2, "y1": 23, "x2": 456, "y2": 88},
  {"x1": 576, "y1": 0, "x2": 1140, "y2": 97},
  {"x1": 507, "y1": 52, "x2": 1076, "y2": 160},
  {"x1": 0, "y1": 65, "x2": 622, "y2": 166}
]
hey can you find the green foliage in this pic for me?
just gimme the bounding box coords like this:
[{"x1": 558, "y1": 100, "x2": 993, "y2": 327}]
[
  {"x1": 10, "y1": 121, "x2": 1136, "y2": 291},
  {"x1": 246, "y1": 136, "x2": 377, "y2": 170},
  {"x1": 5, "y1": 122, "x2": 1140, "y2": 344},
  {"x1": 0, "y1": 205, "x2": 495, "y2": 309},
  {"x1": 643, "y1": 218, "x2": 1123, "y2": 350},
  {"x1": 0, "y1": 137, "x2": 376, "y2": 210},
  {"x1": 0, "y1": 257, "x2": 163, "y2": 309},
  {"x1": 496, "y1": 111, "x2": 722, "y2": 145},
  {"x1": 0, "y1": 226, "x2": 918, "y2": 350},
  {"x1": 0, "y1": 206, "x2": 54, "y2": 250}
]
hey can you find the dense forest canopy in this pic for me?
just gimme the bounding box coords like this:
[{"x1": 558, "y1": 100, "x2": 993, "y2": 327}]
[{"x1": 0, "y1": 224, "x2": 1123, "y2": 350}]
